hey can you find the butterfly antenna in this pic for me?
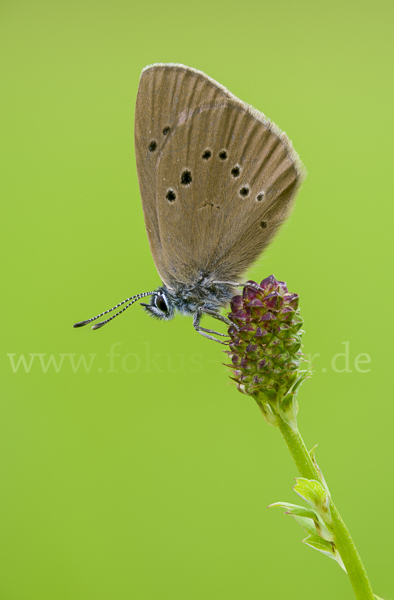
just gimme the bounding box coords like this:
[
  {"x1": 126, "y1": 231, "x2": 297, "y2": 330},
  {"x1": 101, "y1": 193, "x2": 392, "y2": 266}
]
[{"x1": 73, "y1": 291, "x2": 155, "y2": 330}]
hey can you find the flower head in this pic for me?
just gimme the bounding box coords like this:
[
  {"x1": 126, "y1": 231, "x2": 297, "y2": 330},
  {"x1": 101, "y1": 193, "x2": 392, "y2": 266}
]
[{"x1": 225, "y1": 276, "x2": 308, "y2": 428}]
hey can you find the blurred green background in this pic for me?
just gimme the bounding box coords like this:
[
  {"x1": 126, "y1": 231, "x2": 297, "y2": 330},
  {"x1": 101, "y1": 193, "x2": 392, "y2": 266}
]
[{"x1": 1, "y1": 0, "x2": 393, "y2": 598}]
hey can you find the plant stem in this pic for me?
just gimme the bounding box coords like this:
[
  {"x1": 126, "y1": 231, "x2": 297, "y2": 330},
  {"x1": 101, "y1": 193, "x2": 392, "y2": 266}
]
[{"x1": 277, "y1": 417, "x2": 374, "y2": 600}]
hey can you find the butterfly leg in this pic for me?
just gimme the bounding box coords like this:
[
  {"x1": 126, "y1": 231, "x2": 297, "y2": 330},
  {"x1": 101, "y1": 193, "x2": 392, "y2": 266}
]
[
  {"x1": 198, "y1": 327, "x2": 228, "y2": 336},
  {"x1": 201, "y1": 307, "x2": 240, "y2": 332},
  {"x1": 200, "y1": 308, "x2": 235, "y2": 328},
  {"x1": 193, "y1": 311, "x2": 228, "y2": 344}
]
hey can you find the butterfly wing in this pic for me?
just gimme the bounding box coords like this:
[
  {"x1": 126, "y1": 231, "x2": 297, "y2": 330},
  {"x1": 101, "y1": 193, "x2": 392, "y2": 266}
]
[{"x1": 134, "y1": 64, "x2": 305, "y2": 288}]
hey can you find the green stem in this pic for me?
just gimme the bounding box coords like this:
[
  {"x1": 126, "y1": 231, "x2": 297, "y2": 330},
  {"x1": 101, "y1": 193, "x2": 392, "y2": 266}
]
[{"x1": 277, "y1": 418, "x2": 374, "y2": 600}]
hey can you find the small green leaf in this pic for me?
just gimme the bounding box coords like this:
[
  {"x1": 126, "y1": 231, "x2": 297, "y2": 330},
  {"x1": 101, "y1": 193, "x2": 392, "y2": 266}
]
[
  {"x1": 279, "y1": 393, "x2": 298, "y2": 430},
  {"x1": 269, "y1": 501, "x2": 318, "y2": 521},
  {"x1": 309, "y1": 444, "x2": 318, "y2": 461},
  {"x1": 309, "y1": 445, "x2": 330, "y2": 494},
  {"x1": 290, "y1": 370, "x2": 309, "y2": 394},
  {"x1": 294, "y1": 478, "x2": 332, "y2": 525},
  {"x1": 286, "y1": 506, "x2": 317, "y2": 519},
  {"x1": 303, "y1": 534, "x2": 333, "y2": 554},
  {"x1": 293, "y1": 515, "x2": 334, "y2": 542},
  {"x1": 256, "y1": 399, "x2": 279, "y2": 427},
  {"x1": 270, "y1": 502, "x2": 334, "y2": 542},
  {"x1": 294, "y1": 516, "x2": 319, "y2": 537},
  {"x1": 303, "y1": 535, "x2": 346, "y2": 572}
]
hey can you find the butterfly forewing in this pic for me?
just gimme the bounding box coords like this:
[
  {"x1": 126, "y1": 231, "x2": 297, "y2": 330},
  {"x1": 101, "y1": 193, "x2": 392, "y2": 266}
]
[{"x1": 134, "y1": 64, "x2": 304, "y2": 287}]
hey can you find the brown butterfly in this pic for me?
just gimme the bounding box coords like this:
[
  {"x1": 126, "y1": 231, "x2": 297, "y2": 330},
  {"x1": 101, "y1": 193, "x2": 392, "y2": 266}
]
[{"x1": 74, "y1": 64, "x2": 305, "y2": 342}]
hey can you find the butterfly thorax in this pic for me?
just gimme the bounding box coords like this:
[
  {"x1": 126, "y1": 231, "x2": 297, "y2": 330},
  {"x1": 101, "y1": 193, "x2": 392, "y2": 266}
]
[{"x1": 141, "y1": 277, "x2": 237, "y2": 321}]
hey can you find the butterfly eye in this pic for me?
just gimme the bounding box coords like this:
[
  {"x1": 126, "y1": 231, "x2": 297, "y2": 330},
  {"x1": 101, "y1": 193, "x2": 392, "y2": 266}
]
[{"x1": 155, "y1": 294, "x2": 168, "y2": 313}]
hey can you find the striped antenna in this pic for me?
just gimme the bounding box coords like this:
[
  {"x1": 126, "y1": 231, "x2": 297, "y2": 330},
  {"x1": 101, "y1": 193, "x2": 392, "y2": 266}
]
[{"x1": 73, "y1": 291, "x2": 155, "y2": 330}]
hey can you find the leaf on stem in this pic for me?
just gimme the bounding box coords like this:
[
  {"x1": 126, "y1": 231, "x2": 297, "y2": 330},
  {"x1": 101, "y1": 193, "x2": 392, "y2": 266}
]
[
  {"x1": 303, "y1": 534, "x2": 346, "y2": 572},
  {"x1": 294, "y1": 478, "x2": 332, "y2": 525},
  {"x1": 269, "y1": 502, "x2": 334, "y2": 542}
]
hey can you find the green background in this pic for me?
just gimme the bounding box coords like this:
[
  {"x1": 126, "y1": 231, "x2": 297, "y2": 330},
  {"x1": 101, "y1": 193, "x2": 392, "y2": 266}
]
[{"x1": 1, "y1": 0, "x2": 393, "y2": 598}]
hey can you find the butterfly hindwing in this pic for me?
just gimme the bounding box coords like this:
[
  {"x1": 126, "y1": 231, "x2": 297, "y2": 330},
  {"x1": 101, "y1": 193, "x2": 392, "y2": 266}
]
[{"x1": 134, "y1": 64, "x2": 304, "y2": 287}]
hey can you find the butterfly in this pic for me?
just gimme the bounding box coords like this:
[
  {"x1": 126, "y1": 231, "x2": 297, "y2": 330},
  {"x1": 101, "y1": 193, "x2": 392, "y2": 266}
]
[{"x1": 74, "y1": 64, "x2": 305, "y2": 342}]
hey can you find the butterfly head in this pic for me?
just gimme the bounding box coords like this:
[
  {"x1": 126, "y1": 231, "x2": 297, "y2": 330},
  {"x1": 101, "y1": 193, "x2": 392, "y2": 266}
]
[{"x1": 140, "y1": 287, "x2": 176, "y2": 321}]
